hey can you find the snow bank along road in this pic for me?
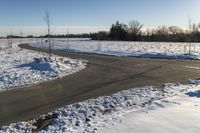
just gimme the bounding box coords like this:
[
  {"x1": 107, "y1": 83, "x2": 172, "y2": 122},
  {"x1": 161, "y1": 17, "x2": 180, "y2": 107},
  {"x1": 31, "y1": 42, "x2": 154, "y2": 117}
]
[{"x1": 1, "y1": 44, "x2": 200, "y2": 127}]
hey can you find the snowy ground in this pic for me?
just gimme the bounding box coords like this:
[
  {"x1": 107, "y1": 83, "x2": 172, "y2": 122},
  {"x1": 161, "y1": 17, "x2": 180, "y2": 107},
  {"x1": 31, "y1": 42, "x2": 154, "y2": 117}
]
[
  {"x1": 1, "y1": 82, "x2": 200, "y2": 133},
  {"x1": 101, "y1": 86, "x2": 200, "y2": 133},
  {"x1": 0, "y1": 40, "x2": 86, "y2": 91},
  {"x1": 1, "y1": 39, "x2": 200, "y2": 132},
  {"x1": 0, "y1": 38, "x2": 37, "y2": 49},
  {"x1": 31, "y1": 38, "x2": 200, "y2": 60}
]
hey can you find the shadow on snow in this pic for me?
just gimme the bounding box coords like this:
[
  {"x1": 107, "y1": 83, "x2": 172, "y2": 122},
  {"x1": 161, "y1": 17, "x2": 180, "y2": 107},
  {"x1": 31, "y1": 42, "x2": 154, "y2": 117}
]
[
  {"x1": 17, "y1": 62, "x2": 54, "y2": 72},
  {"x1": 186, "y1": 90, "x2": 200, "y2": 98}
]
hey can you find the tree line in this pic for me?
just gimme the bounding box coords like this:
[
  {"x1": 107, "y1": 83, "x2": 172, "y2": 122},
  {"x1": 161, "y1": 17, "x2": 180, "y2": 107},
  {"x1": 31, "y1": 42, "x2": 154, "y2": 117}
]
[
  {"x1": 91, "y1": 20, "x2": 200, "y2": 42},
  {"x1": 4, "y1": 19, "x2": 200, "y2": 43}
]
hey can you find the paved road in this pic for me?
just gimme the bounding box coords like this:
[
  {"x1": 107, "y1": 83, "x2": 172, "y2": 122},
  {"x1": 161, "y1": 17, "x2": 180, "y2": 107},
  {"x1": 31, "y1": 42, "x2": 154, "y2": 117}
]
[{"x1": 1, "y1": 44, "x2": 200, "y2": 126}]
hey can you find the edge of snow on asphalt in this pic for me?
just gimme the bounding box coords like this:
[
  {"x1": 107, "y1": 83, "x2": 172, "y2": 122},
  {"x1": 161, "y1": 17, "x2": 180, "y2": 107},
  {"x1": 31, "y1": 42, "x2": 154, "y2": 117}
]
[
  {"x1": 0, "y1": 45, "x2": 87, "y2": 91},
  {"x1": 0, "y1": 82, "x2": 199, "y2": 133}
]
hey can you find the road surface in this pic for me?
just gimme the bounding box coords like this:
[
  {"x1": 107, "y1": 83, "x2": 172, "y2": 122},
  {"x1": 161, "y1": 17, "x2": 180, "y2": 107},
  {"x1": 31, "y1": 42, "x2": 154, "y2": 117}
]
[{"x1": 0, "y1": 44, "x2": 200, "y2": 126}]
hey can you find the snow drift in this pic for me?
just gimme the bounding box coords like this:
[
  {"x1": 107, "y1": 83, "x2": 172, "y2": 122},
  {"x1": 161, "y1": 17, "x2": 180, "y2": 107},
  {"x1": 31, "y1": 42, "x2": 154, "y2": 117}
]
[
  {"x1": 1, "y1": 83, "x2": 198, "y2": 133},
  {"x1": 0, "y1": 43, "x2": 86, "y2": 91}
]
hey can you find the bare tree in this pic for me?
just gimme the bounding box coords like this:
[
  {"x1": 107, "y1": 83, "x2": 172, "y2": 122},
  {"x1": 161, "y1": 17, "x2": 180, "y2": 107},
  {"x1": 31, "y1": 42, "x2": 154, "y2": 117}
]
[
  {"x1": 128, "y1": 20, "x2": 143, "y2": 36},
  {"x1": 156, "y1": 26, "x2": 169, "y2": 35},
  {"x1": 44, "y1": 11, "x2": 52, "y2": 58},
  {"x1": 191, "y1": 23, "x2": 200, "y2": 33},
  {"x1": 168, "y1": 26, "x2": 182, "y2": 35},
  {"x1": 145, "y1": 28, "x2": 152, "y2": 36},
  {"x1": 66, "y1": 28, "x2": 70, "y2": 49},
  {"x1": 20, "y1": 30, "x2": 23, "y2": 44},
  {"x1": 188, "y1": 16, "x2": 192, "y2": 32},
  {"x1": 6, "y1": 32, "x2": 13, "y2": 49},
  {"x1": 187, "y1": 16, "x2": 192, "y2": 55}
]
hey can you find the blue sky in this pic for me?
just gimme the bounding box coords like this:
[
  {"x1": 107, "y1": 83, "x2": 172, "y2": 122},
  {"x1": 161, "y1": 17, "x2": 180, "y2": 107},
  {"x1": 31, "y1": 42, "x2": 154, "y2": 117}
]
[{"x1": 0, "y1": 0, "x2": 200, "y2": 35}]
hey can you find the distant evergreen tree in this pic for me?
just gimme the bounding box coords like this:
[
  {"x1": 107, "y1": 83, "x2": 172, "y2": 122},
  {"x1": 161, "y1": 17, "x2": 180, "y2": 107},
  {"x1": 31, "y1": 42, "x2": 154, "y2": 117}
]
[{"x1": 110, "y1": 21, "x2": 128, "y2": 41}]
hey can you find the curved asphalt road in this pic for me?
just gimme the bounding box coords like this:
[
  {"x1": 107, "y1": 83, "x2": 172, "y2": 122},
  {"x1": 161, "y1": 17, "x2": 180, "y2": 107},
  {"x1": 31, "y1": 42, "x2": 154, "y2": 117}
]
[{"x1": 1, "y1": 44, "x2": 200, "y2": 126}]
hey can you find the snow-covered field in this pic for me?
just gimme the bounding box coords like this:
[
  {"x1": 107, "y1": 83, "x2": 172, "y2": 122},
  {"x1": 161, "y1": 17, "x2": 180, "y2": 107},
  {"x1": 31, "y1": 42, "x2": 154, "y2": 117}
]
[
  {"x1": 1, "y1": 82, "x2": 200, "y2": 133},
  {"x1": 31, "y1": 38, "x2": 200, "y2": 60},
  {"x1": 101, "y1": 86, "x2": 200, "y2": 133},
  {"x1": 0, "y1": 40, "x2": 86, "y2": 91},
  {"x1": 1, "y1": 38, "x2": 200, "y2": 132}
]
